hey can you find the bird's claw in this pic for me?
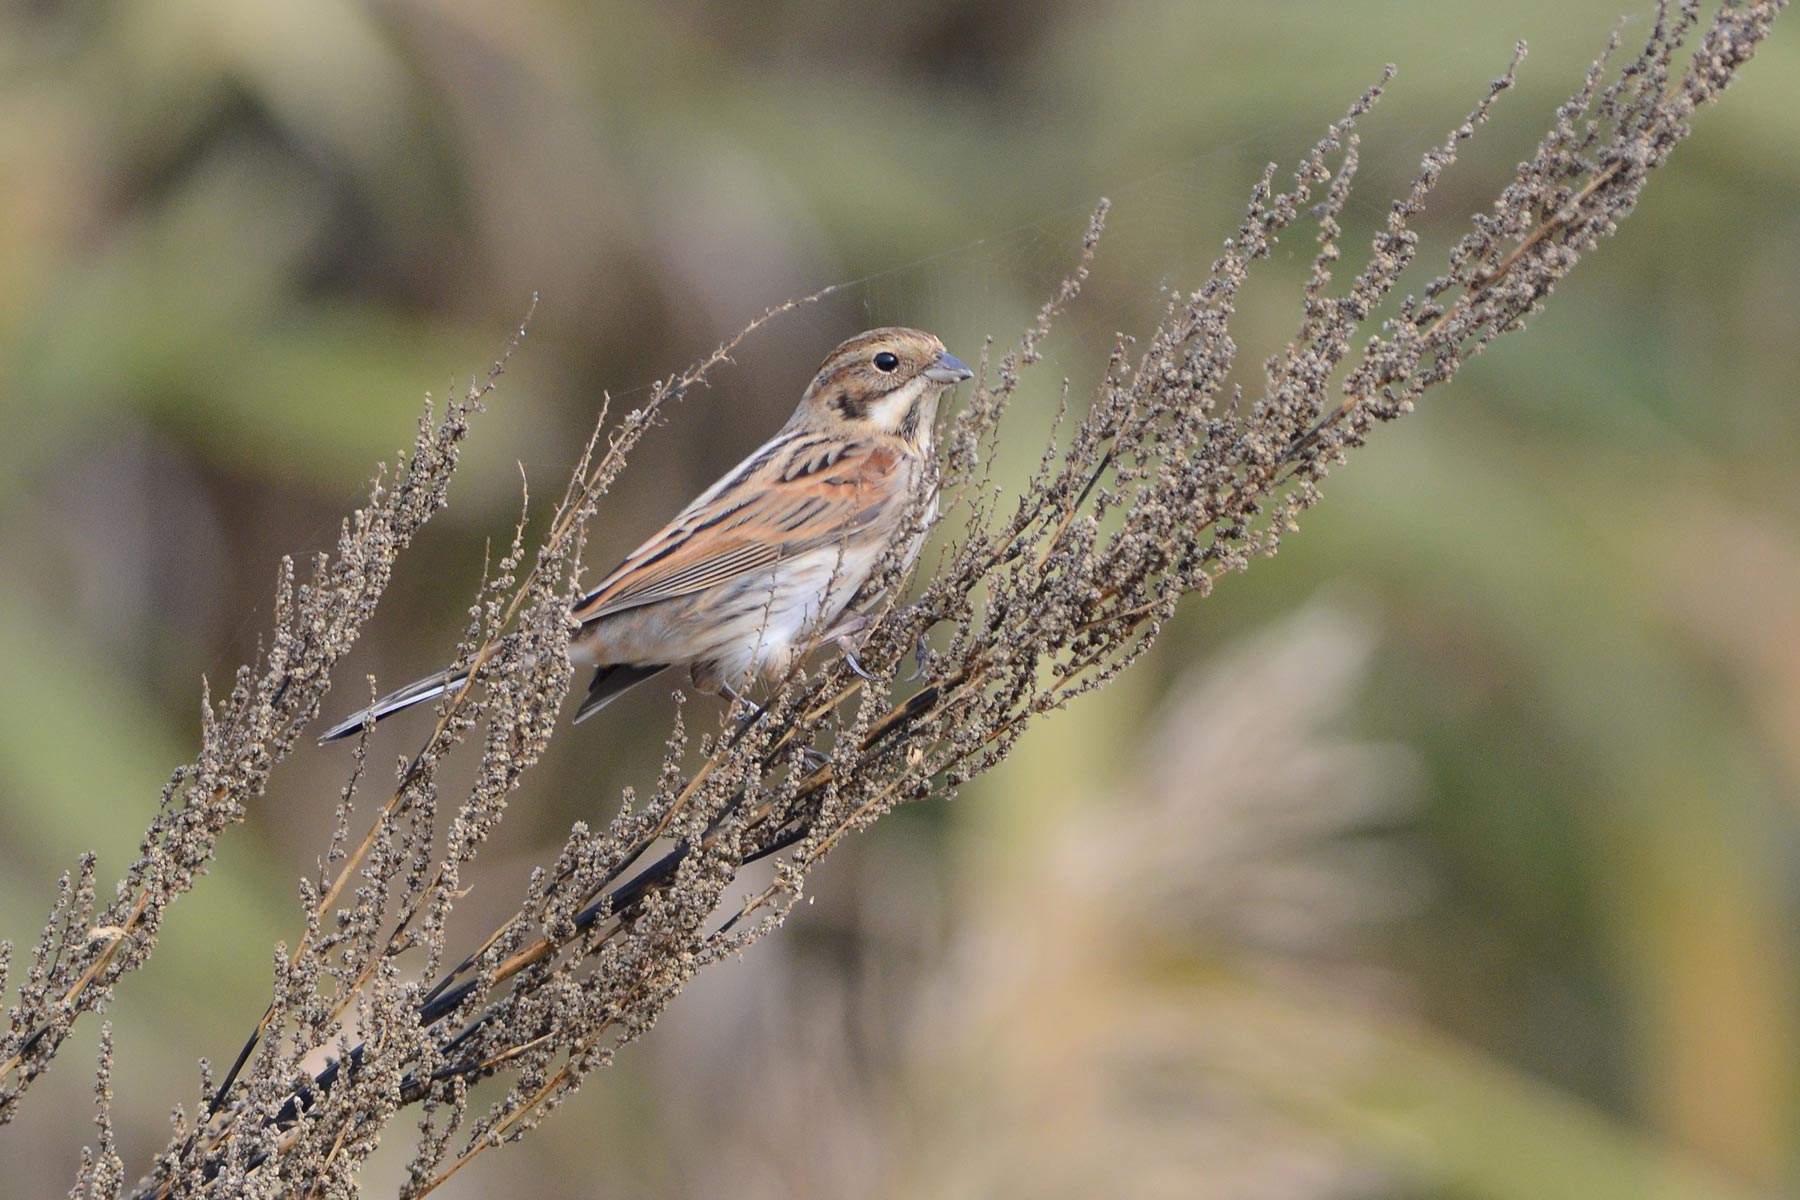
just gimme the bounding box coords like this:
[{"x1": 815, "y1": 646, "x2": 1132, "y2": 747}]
[
  {"x1": 835, "y1": 634, "x2": 875, "y2": 682},
  {"x1": 904, "y1": 632, "x2": 930, "y2": 682},
  {"x1": 822, "y1": 611, "x2": 896, "y2": 683}
]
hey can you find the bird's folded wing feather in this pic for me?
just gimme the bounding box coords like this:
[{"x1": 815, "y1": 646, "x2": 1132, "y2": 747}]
[{"x1": 571, "y1": 435, "x2": 907, "y2": 623}]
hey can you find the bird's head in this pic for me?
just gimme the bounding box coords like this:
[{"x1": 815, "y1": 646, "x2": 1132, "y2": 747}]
[{"x1": 789, "y1": 327, "x2": 972, "y2": 445}]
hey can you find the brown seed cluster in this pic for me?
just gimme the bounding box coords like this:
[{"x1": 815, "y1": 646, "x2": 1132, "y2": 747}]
[
  {"x1": 4, "y1": 326, "x2": 505, "y2": 1129},
  {"x1": 9, "y1": 3, "x2": 1784, "y2": 1196}
]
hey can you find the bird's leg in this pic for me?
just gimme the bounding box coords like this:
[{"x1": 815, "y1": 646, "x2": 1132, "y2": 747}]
[{"x1": 717, "y1": 682, "x2": 770, "y2": 737}]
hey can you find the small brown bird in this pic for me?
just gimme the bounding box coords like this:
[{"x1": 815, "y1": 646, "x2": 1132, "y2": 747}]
[{"x1": 322, "y1": 327, "x2": 972, "y2": 741}]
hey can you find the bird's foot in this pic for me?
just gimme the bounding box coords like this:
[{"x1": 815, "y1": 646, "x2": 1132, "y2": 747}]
[
  {"x1": 837, "y1": 639, "x2": 875, "y2": 682},
  {"x1": 830, "y1": 615, "x2": 877, "y2": 682},
  {"x1": 904, "y1": 631, "x2": 930, "y2": 682},
  {"x1": 718, "y1": 682, "x2": 770, "y2": 735}
]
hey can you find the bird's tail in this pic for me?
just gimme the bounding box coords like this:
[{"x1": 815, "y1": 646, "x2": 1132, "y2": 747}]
[
  {"x1": 318, "y1": 667, "x2": 470, "y2": 743},
  {"x1": 573, "y1": 662, "x2": 670, "y2": 724}
]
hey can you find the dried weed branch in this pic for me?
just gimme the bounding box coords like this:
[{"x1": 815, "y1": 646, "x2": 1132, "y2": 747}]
[
  {"x1": 5, "y1": 3, "x2": 1782, "y2": 1196},
  {"x1": 1, "y1": 315, "x2": 524, "y2": 1126}
]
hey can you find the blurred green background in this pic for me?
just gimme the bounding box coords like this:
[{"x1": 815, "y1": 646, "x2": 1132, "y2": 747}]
[{"x1": 2, "y1": 2, "x2": 1797, "y2": 1197}]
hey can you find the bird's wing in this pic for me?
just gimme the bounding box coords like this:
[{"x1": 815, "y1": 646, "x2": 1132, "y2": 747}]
[{"x1": 572, "y1": 433, "x2": 911, "y2": 623}]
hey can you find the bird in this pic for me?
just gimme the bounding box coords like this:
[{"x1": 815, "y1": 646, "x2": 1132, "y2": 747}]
[{"x1": 320, "y1": 327, "x2": 973, "y2": 742}]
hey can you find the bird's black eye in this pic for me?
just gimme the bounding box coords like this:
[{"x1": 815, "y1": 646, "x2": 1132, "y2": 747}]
[{"x1": 873, "y1": 351, "x2": 899, "y2": 372}]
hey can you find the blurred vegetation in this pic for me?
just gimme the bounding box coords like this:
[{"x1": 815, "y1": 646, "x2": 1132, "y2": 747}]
[{"x1": 1, "y1": 2, "x2": 1795, "y2": 1197}]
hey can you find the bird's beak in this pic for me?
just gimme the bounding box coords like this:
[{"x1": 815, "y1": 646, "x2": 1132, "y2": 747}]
[{"x1": 923, "y1": 350, "x2": 974, "y2": 384}]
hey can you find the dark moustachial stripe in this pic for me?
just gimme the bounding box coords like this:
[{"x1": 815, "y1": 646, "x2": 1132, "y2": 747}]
[
  {"x1": 898, "y1": 401, "x2": 922, "y2": 443},
  {"x1": 807, "y1": 328, "x2": 947, "y2": 423}
]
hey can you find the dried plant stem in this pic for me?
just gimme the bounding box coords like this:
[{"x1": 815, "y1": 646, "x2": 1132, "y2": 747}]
[{"x1": 24, "y1": 5, "x2": 1789, "y2": 1197}]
